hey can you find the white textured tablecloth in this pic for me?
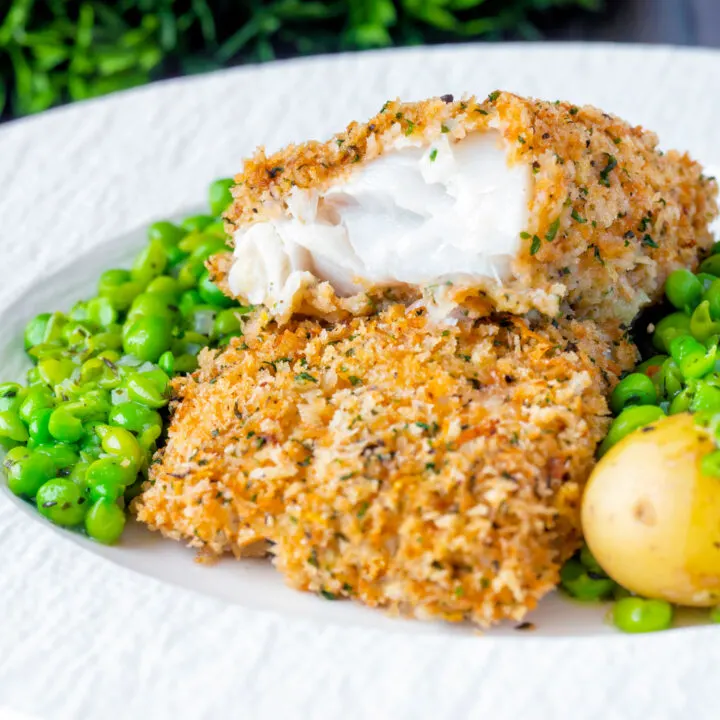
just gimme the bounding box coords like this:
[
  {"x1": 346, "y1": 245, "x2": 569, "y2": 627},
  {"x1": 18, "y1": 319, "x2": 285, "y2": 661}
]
[{"x1": 1, "y1": 43, "x2": 719, "y2": 719}]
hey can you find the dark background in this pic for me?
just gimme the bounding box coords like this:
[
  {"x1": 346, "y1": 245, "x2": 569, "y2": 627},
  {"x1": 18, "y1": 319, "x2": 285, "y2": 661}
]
[
  {"x1": 544, "y1": 0, "x2": 720, "y2": 46},
  {"x1": 1, "y1": 0, "x2": 718, "y2": 123}
]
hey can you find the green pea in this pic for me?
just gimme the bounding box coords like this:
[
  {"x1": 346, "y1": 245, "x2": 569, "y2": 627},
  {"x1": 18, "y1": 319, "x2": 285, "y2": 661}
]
[
  {"x1": 560, "y1": 558, "x2": 615, "y2": 601},
  {"x1": 86, "y1": 296, "x2": 118, "y2": 328},
  {"x1": 86, "y1": 456, "x2": 136, "y2": 501},
  {"x1": 31, "y1": 313, "x2": 66, "y2": 350},
  {"x1": 137, "y1": 423, "x2": 162, "y2": 453},
  {"x1": 139, "y1": 367, "x2": 171, "y2": 390},
  {"x1": 699, "y1": 255, "x2": 720, "y2": 277},
  {"x1": 173, "y1": 353, "x2": 198, "y2": 373},
  {"x1": 177, "y1": 258, "x2": 206, "y2": 290},
  {"x1": 37, "y1": 358, "x2": 76, "y2": 388},
  {"x1": 610, "y1": 373, "x2": 657, "y2": 414},
  {"x1": 95, "y1": 425, "x2": 142, "y2": 467},
  {"x1": 189, "y1": 236, "x2": 230, "y2": 263},
  {"x1": 598, "y1": 405, "x2": 666, "y2": 456},
  {"x1": 97, "y1": 349, "x2": 121, "y2": 364},
  {"x1": 48, "y1": 407, "x2": 84, "y2": 443},
  {"x1": 125, "y1": 372, "x2": 169, "y2": 409},
  {"x1": 79, "y1": 357, "x2": 121, "y2": 389},
  {"x1": 697, "y1": 272, "x2": 717, "y2": 291},
  {"x1": 0, "y1": 410, "x2": 29, "y2": 446},
  {"x1": 665, "y1": 268, "x2": 703, "y2": 312},
  {"x1": 98, "y1": 268, "x2": 131, "y2": 294},
  {"x1": 158, "y1": 350, "x2": 175, "y2": 376},
  {"x1": 185, "y1": 304, "x2": 217, "y2": 335},
  {"x1": 127, "y1": 293, "x2": 176, "y2": 322},
  {"x1": 85, "y1": 499, "x2": 126, "y2": 544},
  {"x1": 86, "y1": 331, "x2": 123, "y2": 356},
  {"x1": 653, "y1": 358, "x2": 684, "y2": 400},
  {"x1": 165, "y1": 244, "x2": 187, "y2": 267},
  {"x1": 26, "y1": 367, "x2": 42, "y2": 386},
  {"x1": 108, "y1": 402, "x2": 161, "y2": 434},
  {"x1": 198, "y1": 270, "x2": 234, "y2": 308},
  {"x1": 36, "y1": 478, "x2": 88, "y2": 527},
  {"x1": 653, "y1": 312, "x2": 693, "y2": 352},
  {"x1": 669, "y1": 386, "x2": 694, "y2": 414},
  {"x1": 68, "y1": 461, "x2": 90, "y2": 490},
  {"x1": 0, "y1": 383, "x2": 24, "y2": 413},
  {"x1": 28, "y1": 408, "x2": 54, "y2": 444},
  {"x1": 24, "y1": 313, "x2": 51, "y2": 349},
  {"x1": 202, "y1": 220, "x2": 227, "y2": 237},
  {"x1": 209, "y1": 177, "x2": 234, "y2": 217},
  {"x1": 690, "y1": 382, "x2": 720, "y2": 413},
  {"x1": 101, "y1": 280, "x2": 145, "y2": 311},
  {"x1": 34, "y1": 443, "x2": 79, "y2": 471},
  {"x1": 145, "y1": 276, "x2": 182, "y2": 304},
  {"x1": 692, "y1": 300, "x2": 720, "y2": 343},
  {"x1": 704, "y1": 278, "x2": 720, "y2": 320},
  {"x1": 172, "y1": 331, "x2": 209, "y2": 358},
  {"x1": 64, "y1": 390, "x2": 111, "y2": 419},
  {"x1": 181, "y1": 214, "x2": 215, "y2": 233},
  {"x1": 62, "y1": 321, "x2": 96, "y2": 349},
  {"x1": 131, "y1": 239, "x2": 169, "y2": 286},
  {"x1": 18, "y1": 387, "x2": 54, "y2": 422},
  {"x1": 179, "y1": 290, "x2": 203, "y2": 316},
  {"x1": 612, "y1": 597, "x2": 673, "y2": 633},
  {"x1": 4, "y1": 448, "x2": 56, "y2": 498},
  {"x1": 26, "y1": 342, "x2": 66, "y2": 363},
  {"x1": 213, "y1": 308, "x2": 242, "y2": 338},
  {"x1": 579, "y1": 544, "x2": 603, "y2": 574},
  {"x1": 69, "y1": 301, "x2": 89, "y2": 322},
  {"x1": 670, "y1": 334, "x2": 716, "y2": 380},
  {"x1": 711, "y1": 606, "x2": 720, "y2": 622},
  {"x1": 79, "y1": 421, "x2": 103, "y2": 455},
  {"x1": 123, "y1": 316, "x2": 173, "y2": 362},
  {"x1": 148, "y1": 220, "x2": 186, "y2": 248}
]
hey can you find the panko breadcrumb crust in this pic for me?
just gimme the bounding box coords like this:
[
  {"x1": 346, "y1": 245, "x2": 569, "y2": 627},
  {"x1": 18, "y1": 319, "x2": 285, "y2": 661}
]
[
  {"x1": 217, "y1": 91, "x2": 718, "y2": 325},
  {"x1": 136, "y1": 307, "x2": 632, "y2": 626}
]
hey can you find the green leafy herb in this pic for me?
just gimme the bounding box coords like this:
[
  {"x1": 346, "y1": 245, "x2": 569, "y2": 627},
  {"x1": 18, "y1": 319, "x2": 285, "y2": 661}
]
[
  {"x1": 530, "y1": 235, "x2": 542, "y2": 255},
  {"x1": 295, "y1": 372, "x2": 317, "y2": 383},
  {"x1": 545, "y1": 218, "x2": 560, "y2": 242},
  {"x1": 599, "y1": 153, "x2": 618, "y2": 187},
  {"x1": 642, "y1": 234, "x2": 659, "y2": 248},
  {"x1": 0, "y1": 2, "x2": 602, "y2": 120}
]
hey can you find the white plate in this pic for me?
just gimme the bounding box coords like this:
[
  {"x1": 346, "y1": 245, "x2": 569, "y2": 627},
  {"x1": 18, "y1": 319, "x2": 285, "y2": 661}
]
[{"x1": 1, "y1": 43, "x2": 720, "y2": 719}]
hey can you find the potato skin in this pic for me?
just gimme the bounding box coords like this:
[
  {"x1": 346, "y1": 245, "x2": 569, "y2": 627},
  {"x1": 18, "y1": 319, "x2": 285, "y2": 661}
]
[{"x1": 582, "y1": 413, "x2": 720, "y2": 606}]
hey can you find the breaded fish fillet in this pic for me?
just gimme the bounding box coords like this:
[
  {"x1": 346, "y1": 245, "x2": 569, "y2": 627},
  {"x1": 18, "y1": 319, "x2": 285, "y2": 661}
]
[
  {"x1": 136, "y1": 307, "x2": 634, "y2": 625},
  {"x1": 211, "y1": 91, "x2": 717, "y2": 326}
]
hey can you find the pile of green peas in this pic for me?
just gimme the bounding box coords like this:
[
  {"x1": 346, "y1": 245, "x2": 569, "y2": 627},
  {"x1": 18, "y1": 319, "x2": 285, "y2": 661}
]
[
  {"x1": 1, "y1": 178, "x2": 248, "y2": 545},
  {"x1": 561, "y1": 245, "x2": 720, "y2": 632}
]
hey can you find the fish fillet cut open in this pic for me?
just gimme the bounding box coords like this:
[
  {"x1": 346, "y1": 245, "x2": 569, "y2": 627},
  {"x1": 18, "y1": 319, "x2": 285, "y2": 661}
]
[{"x1": 213, "y1": 92, "x2": 718, "y2": 326}]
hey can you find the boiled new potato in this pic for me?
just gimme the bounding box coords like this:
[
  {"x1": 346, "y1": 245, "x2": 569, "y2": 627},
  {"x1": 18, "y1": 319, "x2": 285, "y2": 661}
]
[{"x1": 582, "y1": 413, "x2": 720, "y2": 606}]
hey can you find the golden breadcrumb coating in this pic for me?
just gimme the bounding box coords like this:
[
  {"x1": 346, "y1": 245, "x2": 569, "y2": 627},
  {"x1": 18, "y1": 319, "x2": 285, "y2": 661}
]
[
  {"x1": 135, "y1": 307, "x2": 633, "y2": 625},
  {"x1": 216, "y1": 91, "x2": 717, "y2": 325}
]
